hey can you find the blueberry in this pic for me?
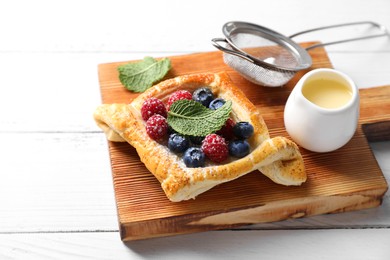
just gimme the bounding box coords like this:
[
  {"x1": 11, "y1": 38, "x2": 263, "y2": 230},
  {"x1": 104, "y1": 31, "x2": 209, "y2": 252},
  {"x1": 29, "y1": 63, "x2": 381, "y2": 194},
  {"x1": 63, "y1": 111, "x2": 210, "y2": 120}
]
[
  {"x1": 209, "y1": 98, "x2": 226, "y2": 110},
  {"x1": 168, "y1": 133, "x2": 190, "y2": 153},
  {"x1": 228, "y1": 140, "x2": 250, "y2": 158},
  {"x1": 233, "y1": 122, "x2": 254, "y2": 139},
  {"x1": 183, "y1": 147, "x2": 205, "y2": 168},
  {"x1": 192, "y1": 87, "x2": 214, "y2": 107}
]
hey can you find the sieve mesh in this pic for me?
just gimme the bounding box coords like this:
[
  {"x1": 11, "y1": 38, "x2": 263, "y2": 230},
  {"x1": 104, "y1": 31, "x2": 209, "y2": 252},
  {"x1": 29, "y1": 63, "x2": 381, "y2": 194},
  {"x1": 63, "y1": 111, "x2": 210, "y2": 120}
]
[
  {"x1": 223, "y1": 50, "x2": 295, "y2": 87},
  {"x1": 229, "y1": 32, "x2": 300, "y2": 69},
  {"x1": 221, "y1": 40, "x2": 296, "y2": 87}
]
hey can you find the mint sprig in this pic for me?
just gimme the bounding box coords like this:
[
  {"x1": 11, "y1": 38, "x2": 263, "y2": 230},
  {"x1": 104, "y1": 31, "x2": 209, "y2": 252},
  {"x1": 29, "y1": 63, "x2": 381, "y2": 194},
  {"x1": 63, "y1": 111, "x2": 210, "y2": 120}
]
[
  {"x1": 118, "y1": 57, "x2": 171, "y2": 92},
  {"x1": 167, "y1": 100, "x2": 232, "y2": 137}
]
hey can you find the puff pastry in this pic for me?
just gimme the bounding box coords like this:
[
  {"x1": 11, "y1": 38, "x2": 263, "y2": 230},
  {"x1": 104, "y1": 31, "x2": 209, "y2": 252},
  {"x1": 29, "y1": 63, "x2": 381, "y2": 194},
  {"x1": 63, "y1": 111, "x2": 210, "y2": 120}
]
[{"x1": 94, "y1": 72, "x2": 306, "y2": 202}]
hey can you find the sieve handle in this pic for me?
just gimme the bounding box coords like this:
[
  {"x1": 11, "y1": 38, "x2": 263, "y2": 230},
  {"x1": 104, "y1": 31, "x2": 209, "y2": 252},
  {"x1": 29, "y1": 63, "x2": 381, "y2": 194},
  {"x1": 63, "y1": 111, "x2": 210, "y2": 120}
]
[
  {"x1": 211, "y1": 38, "x2": 256, "y2": 63},
  {"x1": 289, "y1": 21, "x2": 390, "y2": 51}
]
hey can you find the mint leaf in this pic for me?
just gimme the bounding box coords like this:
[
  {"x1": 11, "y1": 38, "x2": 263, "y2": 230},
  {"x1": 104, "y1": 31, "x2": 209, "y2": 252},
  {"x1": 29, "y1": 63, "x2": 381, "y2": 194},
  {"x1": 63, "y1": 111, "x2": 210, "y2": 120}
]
[
  {"x1": 168, "y1": 100, "x2": 232, "y2": 136},
  {"x1": 118, "y1": 57, "x2": 171, "y2": 92}
]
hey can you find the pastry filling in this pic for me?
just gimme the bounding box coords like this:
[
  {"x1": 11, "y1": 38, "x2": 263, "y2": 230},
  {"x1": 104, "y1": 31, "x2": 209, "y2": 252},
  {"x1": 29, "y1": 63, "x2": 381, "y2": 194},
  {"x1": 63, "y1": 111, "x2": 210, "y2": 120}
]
[{"x1": 141, "y1": 87, "x2": 254, "y2": 168}]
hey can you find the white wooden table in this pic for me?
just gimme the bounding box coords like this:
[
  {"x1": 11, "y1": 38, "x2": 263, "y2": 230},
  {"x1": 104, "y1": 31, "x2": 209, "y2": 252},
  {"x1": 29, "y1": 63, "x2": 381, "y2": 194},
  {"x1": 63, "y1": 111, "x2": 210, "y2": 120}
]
[{"x1": 1, "y1": 0, "x2": 389, "y2": 259}]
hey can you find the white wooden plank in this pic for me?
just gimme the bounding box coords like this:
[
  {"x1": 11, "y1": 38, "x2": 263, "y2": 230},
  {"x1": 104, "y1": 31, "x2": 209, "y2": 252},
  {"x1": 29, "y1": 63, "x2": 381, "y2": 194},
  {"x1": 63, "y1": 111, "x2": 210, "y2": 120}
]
[
  {"x1": 0, "y1": 0, "x2": 389, "y2": 53},
  {"x1": 0, "y1": 133, "x2": 119, "y2": 232},
  {"x1": 327, "y1": 53, "x2": 390, "y2": 88},
  {"x1": 0, "y1": 229, "x2": 389, "y2": 260}
]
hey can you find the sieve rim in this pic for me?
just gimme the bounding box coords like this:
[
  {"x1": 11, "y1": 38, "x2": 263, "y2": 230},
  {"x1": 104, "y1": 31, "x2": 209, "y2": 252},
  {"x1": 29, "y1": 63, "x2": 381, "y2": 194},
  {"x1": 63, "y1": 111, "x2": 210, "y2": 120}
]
[{"x1": 222, "y1": 21, "x2": 312, "y2": 71}]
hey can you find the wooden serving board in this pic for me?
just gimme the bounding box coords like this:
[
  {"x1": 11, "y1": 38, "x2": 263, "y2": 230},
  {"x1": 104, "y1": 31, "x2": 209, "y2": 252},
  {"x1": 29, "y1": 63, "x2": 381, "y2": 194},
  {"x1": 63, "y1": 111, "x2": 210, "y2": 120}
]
[{"x1": 97, "y1": 42, "x2": 389, "y2": 241}]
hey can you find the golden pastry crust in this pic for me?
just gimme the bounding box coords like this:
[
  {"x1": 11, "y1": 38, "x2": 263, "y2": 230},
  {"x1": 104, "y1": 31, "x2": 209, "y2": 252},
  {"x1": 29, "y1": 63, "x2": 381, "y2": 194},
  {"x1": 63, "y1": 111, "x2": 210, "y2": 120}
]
[{"x1": 94, "y1": 72, "x2": 306, "y2": 202}]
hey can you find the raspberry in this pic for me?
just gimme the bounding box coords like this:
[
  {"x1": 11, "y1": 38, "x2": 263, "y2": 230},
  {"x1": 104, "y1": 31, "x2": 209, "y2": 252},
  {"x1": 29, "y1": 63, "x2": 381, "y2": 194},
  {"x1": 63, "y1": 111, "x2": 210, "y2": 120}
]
[
  {"x1": 216, "y1": 118, "x2": 236, "y2": 140},
  {"x1": 166, "y1": 90, "x2": 192, "y2": 110},
  {"x1": 145, "y1": 114, "x2": 168, "y2": 140},
  {"x1": 201, "y1": 134, "x2": 228, "y2": 163},
  {"x1": 141, "y1": 97, "x2": 167, "y2": 121}
]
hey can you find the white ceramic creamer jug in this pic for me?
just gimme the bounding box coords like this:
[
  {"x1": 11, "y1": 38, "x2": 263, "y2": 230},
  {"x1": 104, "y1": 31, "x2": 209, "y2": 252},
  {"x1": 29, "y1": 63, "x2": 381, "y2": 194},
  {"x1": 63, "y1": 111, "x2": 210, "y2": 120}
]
[{"x1": 284, "y1": 68, "x2": 360, "y2": 153}]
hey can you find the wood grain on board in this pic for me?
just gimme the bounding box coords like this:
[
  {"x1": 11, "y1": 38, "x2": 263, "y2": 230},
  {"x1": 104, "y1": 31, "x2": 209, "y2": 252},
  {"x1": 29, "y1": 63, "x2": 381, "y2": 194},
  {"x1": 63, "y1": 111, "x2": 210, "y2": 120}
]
[{"x1": 97, "y1": 42, "x2": 389, "y2": 241}]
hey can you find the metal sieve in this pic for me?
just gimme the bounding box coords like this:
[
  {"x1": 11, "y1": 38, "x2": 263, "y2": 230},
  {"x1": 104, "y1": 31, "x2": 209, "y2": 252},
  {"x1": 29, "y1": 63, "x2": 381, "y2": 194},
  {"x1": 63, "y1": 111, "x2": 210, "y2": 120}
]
[{"x1": 212, "y1": 21, "x2": 389, "y2": 87}]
